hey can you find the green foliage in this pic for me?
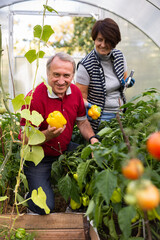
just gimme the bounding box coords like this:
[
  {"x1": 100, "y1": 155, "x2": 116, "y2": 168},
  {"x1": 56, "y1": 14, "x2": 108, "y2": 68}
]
[
  {"x1": 25, "y1": 50, "x2": 45, "y2": 64},
  {"x1": 43, "y1": 5, "x2": 58, "y2": 14},
  {"x1": 51, "y1": 88, "x2": 160, "y2": 239},
  {"x1": 53, "y1": 17, "x2": 96, "y2": 54},
  {"x1": 0, "y1": 113, "x2": 21, "y2": 209},
  {"x1": 31, "y1": 187, "x2": 50, "y2": 214},
  {"x1": 1, "y1": 1, "x2": 160, "y2": 238},
  {"x1": 118, "y1": 206, "x2": 136, "y2": 239},
  {"x1": 22, "y1": 145, "x2": 44, "y2": 166},
  {"x1": 33, "y1": 25, "x2": 54, "y2": 42}
]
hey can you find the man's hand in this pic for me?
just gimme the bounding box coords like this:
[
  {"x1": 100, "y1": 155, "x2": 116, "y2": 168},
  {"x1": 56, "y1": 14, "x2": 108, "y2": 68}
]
[{"x1": 44, "y1": 124, "x2": 66, "y2": 142}]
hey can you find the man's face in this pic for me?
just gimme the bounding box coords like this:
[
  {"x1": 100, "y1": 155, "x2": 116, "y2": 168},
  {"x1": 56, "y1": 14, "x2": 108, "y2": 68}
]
[{"x1": 47, "y1": 56, "x2": 74, "y2": 98}]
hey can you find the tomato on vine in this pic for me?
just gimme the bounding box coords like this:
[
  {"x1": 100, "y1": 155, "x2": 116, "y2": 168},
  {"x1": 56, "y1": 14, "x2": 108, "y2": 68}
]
[
  {"x1": 147, "y1": 131, "x2": 160, "y2": 160},
  {"x1": 136, "y1": 182, "x2": 160, "y2": 210},
  {"x1": 122, "y1": 158, "x2": 144, "y2": 180}
]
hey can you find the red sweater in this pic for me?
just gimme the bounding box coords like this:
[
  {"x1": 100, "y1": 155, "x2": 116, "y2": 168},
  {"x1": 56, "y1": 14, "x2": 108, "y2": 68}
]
[{"x1": 19, "y1": 83, "x2": 86, "y2": 156}]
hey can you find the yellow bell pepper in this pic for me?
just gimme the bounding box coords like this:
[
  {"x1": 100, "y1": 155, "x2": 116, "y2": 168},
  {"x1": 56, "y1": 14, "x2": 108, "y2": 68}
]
[
  {"x1": 88, "y1": 105, "x2": 101, "y2": 120},
  {"x1": 70, "y1": 198, "x2": 81, "y2": 210},
  {"x1": 46, "y1": 111, "x2": 67, "y2": 129}
]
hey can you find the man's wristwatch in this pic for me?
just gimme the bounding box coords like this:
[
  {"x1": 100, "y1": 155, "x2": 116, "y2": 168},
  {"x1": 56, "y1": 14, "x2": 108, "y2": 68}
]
[{"x1": 89, "y1": 135, "x2": 100, "y2": 144}]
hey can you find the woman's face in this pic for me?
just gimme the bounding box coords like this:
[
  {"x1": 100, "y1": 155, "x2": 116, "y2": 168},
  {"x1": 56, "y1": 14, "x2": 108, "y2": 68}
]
[{"x1": 94, "y1": 32, "x2": 112, "y2": 55}]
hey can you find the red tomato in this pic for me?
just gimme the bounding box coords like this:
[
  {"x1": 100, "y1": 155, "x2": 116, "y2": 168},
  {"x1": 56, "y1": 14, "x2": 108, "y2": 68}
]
[
  {"x1": 122, "y1": 158, "x2": 144, "y2": 180},
  {"x1": 147, "y1": 132, "x2": 160, "y2": 160}
]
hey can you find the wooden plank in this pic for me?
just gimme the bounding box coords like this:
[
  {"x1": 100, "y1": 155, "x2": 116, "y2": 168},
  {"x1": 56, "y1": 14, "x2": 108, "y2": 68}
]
[
  {"x1": 28, "y1": 229, "x2": 85, "y2": 239},
  {"x1": 89, "y1": 225, "x2": 100, "y2": 240},
  {"x1": 0, "y1": 213, "x2": 84, "y2": 229},
  {"x1": 0, "y1": 213, "x2": 100, "y2": 240}
]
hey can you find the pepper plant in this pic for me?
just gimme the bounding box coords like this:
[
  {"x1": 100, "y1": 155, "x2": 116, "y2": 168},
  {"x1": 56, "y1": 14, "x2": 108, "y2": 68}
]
[{"x1": 51, "y1": 88, "x2": 160, "y2": 239}]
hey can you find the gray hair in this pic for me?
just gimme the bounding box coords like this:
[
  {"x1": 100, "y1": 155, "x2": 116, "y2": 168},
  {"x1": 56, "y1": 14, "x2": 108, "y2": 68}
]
[{"x1": 46, "y1": 52, "x2": 76, "y2": 74}]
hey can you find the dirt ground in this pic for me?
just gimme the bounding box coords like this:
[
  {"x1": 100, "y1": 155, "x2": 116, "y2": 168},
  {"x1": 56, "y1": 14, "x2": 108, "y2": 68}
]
[{"x1": 0, "y1": 191, "x2": 68, "y2": 214}]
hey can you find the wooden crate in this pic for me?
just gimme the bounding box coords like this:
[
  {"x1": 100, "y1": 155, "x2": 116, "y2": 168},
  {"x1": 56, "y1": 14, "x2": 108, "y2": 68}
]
[{"x1": 0, "y1": 213, "x2": 99, "y2": 240}]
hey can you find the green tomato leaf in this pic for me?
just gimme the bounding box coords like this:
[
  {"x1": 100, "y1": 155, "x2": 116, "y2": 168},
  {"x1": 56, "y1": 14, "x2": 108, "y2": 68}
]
[
  {"x1": 31, "y1": 187, "x2": 50, "y2": 214},
  {"x1": 22, "y1": 145, "x2": 44, "y2": 166},
  {"x1": 118, "y1": 206, "x2": 136, "y2": 239},
  {"x1": 16, "y1": 193, "x2": 28, "y2": 207},
  {"x1": 12, "y1": 94, "x2": 25, "y2": 111},
  {"x1": 25, "y1": 49, "x2": 37, "y2": 63},
  {"x1": 28, "y1": 126, "x2": 45, "y2": 145},
  {"x1": 95, "y1": 170, "x2": 117, "y2": 205},
  {"x1": 20, "y1": 173, "x2": 29, "y2": 191}
]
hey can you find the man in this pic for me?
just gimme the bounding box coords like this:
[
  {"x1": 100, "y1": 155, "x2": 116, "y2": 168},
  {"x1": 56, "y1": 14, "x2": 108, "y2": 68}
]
[{"x1": 20, "y1": 52, "x2": 99, "y2": 214}]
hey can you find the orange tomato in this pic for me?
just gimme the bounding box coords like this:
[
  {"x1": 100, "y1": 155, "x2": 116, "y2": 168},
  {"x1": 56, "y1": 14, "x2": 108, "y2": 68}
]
[
  {"x1": 122, "y1": 158, "x2": 144, "y2": 180},
  {"x1": 147, "y1": 132, "x2": 160, "y2": 160},
  {"x1": 136, "y1": 184, "x2": 160, "y2": 210}
]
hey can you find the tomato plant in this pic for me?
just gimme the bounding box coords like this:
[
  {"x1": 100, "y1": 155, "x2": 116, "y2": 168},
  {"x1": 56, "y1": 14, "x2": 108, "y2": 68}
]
[{"x1": 53, "y1": 88, "x2": 160, "y2": 239}]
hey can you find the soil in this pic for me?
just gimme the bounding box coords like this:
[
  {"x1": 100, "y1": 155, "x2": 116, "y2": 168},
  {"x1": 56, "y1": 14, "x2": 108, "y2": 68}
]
[{"x1": 0, "y1": 191, "x2": 68, "y2": 214}]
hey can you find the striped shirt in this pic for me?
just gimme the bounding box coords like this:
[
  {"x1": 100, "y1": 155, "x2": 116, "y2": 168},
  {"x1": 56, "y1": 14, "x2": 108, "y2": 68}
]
[{"x1": 77, "y1": 49, "x2": 126, "y2": 132}]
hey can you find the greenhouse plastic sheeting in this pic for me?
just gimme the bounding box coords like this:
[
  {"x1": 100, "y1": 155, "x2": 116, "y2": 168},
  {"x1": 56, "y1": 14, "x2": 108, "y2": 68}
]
[{"x1": 0, "y1": 0, "x2": 160, "y2": 47}]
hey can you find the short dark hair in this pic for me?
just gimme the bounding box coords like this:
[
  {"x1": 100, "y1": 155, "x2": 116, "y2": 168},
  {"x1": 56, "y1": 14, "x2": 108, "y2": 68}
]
[
  {"x1": 46, "y1": 52, "x2": 76, "y2": 74},
  {"x1": 91, "y1": 18, "x2": 121, "y2": 48}
]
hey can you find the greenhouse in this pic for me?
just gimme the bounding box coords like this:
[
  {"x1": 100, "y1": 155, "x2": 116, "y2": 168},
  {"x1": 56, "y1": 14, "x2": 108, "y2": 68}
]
[{"x1": 0, "y1": 0, "x2": 160, "y2": 239}]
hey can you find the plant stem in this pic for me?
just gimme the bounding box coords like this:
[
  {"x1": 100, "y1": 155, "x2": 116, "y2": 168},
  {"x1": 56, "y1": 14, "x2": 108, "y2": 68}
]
[
  {"x1": 116, "y1": 112, "x2": 131, "y2": 152},
  {"x1": 144, "y1": 210, "x2": 152, "y2": 240}
]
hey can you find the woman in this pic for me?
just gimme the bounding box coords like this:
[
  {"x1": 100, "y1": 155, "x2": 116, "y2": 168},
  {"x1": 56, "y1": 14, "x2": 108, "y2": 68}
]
[{"x1": 76, "y1": 18, "x2": 135, "y2": 133}]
